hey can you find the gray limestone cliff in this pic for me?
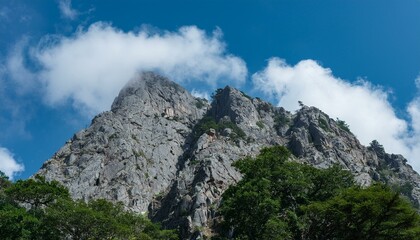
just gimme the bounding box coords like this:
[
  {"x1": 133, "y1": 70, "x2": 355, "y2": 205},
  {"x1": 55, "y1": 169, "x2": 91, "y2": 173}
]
[{"x1": 37, "y1": 72, "x2": 420, "y2": 239}]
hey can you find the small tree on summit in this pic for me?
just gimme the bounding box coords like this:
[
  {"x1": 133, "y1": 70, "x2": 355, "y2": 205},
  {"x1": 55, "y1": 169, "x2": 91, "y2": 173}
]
[
  {"x1": 369, "y1": 140, "x2": 386, "y2": 157},
  {"x1": 298, "y1": 101, "x2": 304, "y2": 108},
  {"x1": 336, "y1": 118, "x2": 351, "y2": 133}
]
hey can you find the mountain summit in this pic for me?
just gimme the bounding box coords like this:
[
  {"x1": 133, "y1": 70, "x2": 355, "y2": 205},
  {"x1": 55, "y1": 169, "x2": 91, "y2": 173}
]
[{"x1": 37, "y1": 72, "x2": 420, "y2": 239}]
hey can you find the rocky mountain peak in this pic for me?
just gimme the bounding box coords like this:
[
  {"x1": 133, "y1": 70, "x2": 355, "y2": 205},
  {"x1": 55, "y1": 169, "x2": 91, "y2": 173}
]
[
  {"x1": 111, "y1": 72, "x2": 206, "y2": 125},
  {"x1": 210, "y1": 86, "x2": 258, "y2": 126},
  {"x1": 37, "y1": 72, "x2": 420, "y2": 239}
]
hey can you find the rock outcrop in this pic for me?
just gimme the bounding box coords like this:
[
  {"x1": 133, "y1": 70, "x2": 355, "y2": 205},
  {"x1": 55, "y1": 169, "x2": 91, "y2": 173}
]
[{"x1": 37, "y1": 72, "x2": 420, "y2": 239}]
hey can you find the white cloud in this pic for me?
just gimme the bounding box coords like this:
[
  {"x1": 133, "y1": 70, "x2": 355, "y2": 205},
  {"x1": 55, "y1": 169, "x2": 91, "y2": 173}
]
[
  {"x1": 58, "y1": 0, "x2": 78, "y2": 20},
  {"x1": 14, "y1": 23, "x2": 247, "y2": 116},
  {"x1": 408, "y1": 100, "x2": 420, "y2": 135},
  {"x1": 191, "y1": 89, "x2": 210, "y2": 100},
  {"x1": 0, "y1": 50, "x2": 32, "y2": 140},
  {"x1": 253, "y1": 58, "x2": 420, "y2": 172},
  {"x1": 404, "y1": 75, "x2": 420, "y2": 170},
  {"x1": 6, "y1": 39, "x2": 37, "y2": 94},
  {"x1": 0, "y1": 147, "x2": 24, "y2": 180}
]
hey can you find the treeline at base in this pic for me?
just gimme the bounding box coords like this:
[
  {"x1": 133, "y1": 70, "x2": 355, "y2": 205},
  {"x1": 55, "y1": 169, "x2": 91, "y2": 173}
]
[
  {"x1": 1, "y1": 146, "x2": 420, "y2": 240},
  {"x1": 215, "y1": 146, "x2": 420, "y2": 240},
  {"x1": 0, "y1": 173, "x2": 177, "y2": 240}
]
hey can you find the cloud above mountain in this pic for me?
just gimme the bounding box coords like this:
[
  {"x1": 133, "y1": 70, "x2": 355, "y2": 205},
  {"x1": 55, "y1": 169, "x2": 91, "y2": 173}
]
[
  {"x1": 253, "y1": 58, "x2": 420, "y2": 171},
  {"x1": 3, "y1": 21, "x2": 419, "y2": 173},
  {"x1": 9, "y1": 23, "x2": 247, "y2": 116},
  {"x1": 191, "y1": 89, "x2": 211, "y2": 100},
  {"x1": 0, "y1": 147, "x2": 24, "y2": 180},
  {"x1": 58, "y1": 0, "x2": 78, "y2": 20}
]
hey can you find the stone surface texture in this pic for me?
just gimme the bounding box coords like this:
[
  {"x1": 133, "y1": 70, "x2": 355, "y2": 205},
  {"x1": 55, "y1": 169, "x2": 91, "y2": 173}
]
[{"x1": 37, "y1": 72, "x2": 420, "y2": 239}]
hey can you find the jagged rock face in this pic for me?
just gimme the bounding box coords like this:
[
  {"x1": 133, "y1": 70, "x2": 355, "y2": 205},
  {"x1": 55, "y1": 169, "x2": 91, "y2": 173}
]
[
  {"x1": 38, "y1": 72, "x2": 207, "y2": 213},
  {"x1": 286, "y1": 107, "x2": 420, "y2": 204},
  {"x1": 37, "y1": 72, "x2": 420, "y2": 239}
]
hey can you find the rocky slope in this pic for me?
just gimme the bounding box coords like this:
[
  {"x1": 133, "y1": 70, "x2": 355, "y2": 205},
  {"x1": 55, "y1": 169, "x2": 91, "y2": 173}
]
[{"x1": 37, "y1": 72, "x2": 420, "y2": 239}]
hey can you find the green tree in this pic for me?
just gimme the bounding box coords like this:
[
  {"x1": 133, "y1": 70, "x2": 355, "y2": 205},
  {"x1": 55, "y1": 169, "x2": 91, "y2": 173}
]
[
  {"x1": 336, "y1": 118, "x2": 351, "y2": 133},
  {"x1": 0, "y1": 171, "x2": 12, "y2": 206},
  {"x1": 218, "y1": 146, "x2": 420, "y2": 240},
  {"x1": 5, "y1": 175, "x2": 70, "y2": 209},
  {"x1": 0, "y1": 170, "x2": 11, "y2": 189},
  {"x1": 43, "y1": 198, "x2": 177, "y2": 240},
  {"x1": 0, "y1": 204, "x2": 41, "y2": 240},
  {"x1": 219, "y1": 146, "x2": 354, "y2": 239},
  {"x1": 0, "y1": 175, "x2": 70, "y2": 239},
  {"x1": 303, "y1": 184, "x2": 420, "y2": 240},
  {"x1": 0, "y1": 176, "x2": 178, "y2": 239}
]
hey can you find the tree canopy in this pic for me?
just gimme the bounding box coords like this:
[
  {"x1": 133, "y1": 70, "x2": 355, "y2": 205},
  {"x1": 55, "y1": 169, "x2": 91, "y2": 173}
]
[
  {"x1": 0, "y1": 172, "x2": 177, "y2": 240},
  {"x1": 218, "y1": 146, "x2": 420, "y2": 240}
]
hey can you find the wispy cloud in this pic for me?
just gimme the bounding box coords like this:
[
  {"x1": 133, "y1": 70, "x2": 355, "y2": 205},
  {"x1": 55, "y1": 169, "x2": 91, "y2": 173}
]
[
  {"x1": 253, "y1": 58, "x2": 420, "y2": 172},
  {"x1": 58, "y1": 0, "x2": 78, "y2": 20},
  {"x1": 404, "y1": 74, "x2": 420, "y2": 170},
  {"x1": 0, "y1": 38, "x2": 37, "y2": 140},
  {"x1": 0, "y1": 7, "x2": 9, "y2": 20},
  {"x1": 5, "y1": 38, "x2": 37, "y2": 94},
  {"x1": 10, "y1": 23, "x2": 246, "y2": 116},
  {"x1": 191, "y1": 89, "x2": 210, "y2": 100},
  {"x1": 0, "y1": 84, "x2": 33, "y2": 141},
  {"x1": 0, "y1": 147, "x2": 24, "y2": 180}
]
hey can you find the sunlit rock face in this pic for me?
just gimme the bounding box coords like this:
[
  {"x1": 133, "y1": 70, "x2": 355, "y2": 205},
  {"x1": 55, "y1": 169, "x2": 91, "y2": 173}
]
[{"x1": 37, "y1": 72, "x2": 420, "y2": 239}]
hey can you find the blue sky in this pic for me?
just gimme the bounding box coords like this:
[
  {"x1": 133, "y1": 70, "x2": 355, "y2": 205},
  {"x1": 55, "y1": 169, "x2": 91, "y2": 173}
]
[{"x1": 1, "y1": 0, "x2": 420, "y2": 179}]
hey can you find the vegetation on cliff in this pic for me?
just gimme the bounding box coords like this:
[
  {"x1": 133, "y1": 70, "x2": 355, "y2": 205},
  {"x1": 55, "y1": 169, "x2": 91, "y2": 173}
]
[
  {"x1": 0, "y1": 172, "x2": 177, "y2": 240},
  {"x1": 2, "y1": 145, "x2": 420, "y2": 240},
  {"x1": 217, "y1": 146, "x2": 420, "y2": 240}
]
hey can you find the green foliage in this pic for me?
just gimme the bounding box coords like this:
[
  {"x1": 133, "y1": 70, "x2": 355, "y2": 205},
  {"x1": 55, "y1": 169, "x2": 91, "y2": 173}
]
[
  {"x1": 376, "y1": 163, "x2": 396, "y2": 184},
  {"x1": 318, "y1": 117, "x2": 329, "y2": 131},
  {"x1": 193, "y1": 116, "x2": 219, "y2": 138},
  {"x1": 211, "y1": 88, "x2": 224, "y2": 100},
  {"x1": 273, "y1": 112, "x2": 290, "y2": 134},
  {"x1": 193, "y1": 116, "x2": 246, "y2": 141},
  {"x1": 256, "y1": 121, "x2": 264, "y2": 129},
  {"x1": 256, "y1": 102, "x2": 271, "y2": 112},
  {"x1": 369, "y1": 139, "x2": 386, "y2": 157},
  {"x1": 336, "y1": 118, "x2": 351, "y2": 133},
  {"x1": 0, "y1": 176, "x2": 178, "y2": 239},
  {"x1": 108, "y1": 133, "x2": 118, "y2": 140},
  {"x1": 218, "y1": 146, "x2": 420, "y2": 240},
  {"x1": 398, "y1": 182, "x2": 415, "y2": 198},
  {"x1": 303, "y1": 184, "x2": 420, "y2": 239},
  {"x1": 298, "y1": 101, "x2": 305, "y2": 107},
  {"x1": 240, "y1": 91, "x2": 252, "y2": 100},
  {"x1": 133, "y1": 149, "x2": 147, "y2": 159},
  {"x1": 374, "y1": 160, "x2": 415, "y2": 207},
  {"x1": 0, "y1": 204, "x2": 41, "y2": 240},
  {"x1": 131, "y1": 134, "x2": 140, "y2": 143},
  {"x1": 0, "y1": 170, "x2": 11, "y2": 193},
  {"x1": 189, "y1": 158, "x2": 200, "y2": 165},
  {"x1": 195, "y1": 98, "x2": 207, "y2": 109},
  {"x1": 5, "y1": 175, "x2": 70, "y2": 209},
  {"x1": 370, "y1": 139, "x2": 385, "y2": 151},
  {"x1": 43, "y1": 199, "x2": 177, "y2": 240},
  {"x1": 219, "y1": 120, "x2": 246, "y2": 140},
  {"x1": 0, "y1": 170, "x2": 9, "y2": 181}
]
